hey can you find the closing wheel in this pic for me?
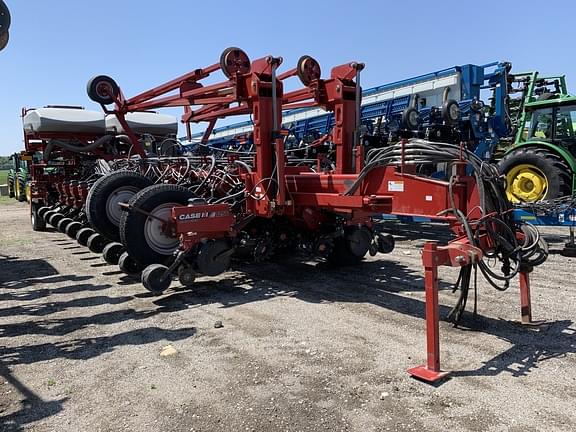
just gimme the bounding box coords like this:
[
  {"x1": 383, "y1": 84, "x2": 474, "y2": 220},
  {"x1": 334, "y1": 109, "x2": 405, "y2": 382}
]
[
  {"x1": 48, "y1": 212, "x2": 64, "y2": 227},
  {"x1": 57, "y1": 217, "x2": 74, "y2": 233},
  {"x1": 76, "y1": 227, "x2": 95, "y2": 246},
  {"x1": 327, "y1": 227, "x2": 371, "y2": 267},
  {"x1": 142, "y1": 264, "x2": 172, "y2": 294},
  {"x1": 376, "y1": 233, "x2": 395, "y2": 254},
  {"x1": 66, "y1": 221, "x2": 83, "y2": 239},
  {"x1": 43, "y1": 210, "x2": 57, "y2": 222},
  {"x1": 119, "y1": 184, "x2": 196, "y2": 266},
  {"x1": 296, "y1": 55, "x2": 321, "y2": 86},
  {"x1": 118, "y1": 251, "x2": 144, "y2": 276},
  {"x1": 38, "y1": 206, "x2": 51, "y2": 220},
  {"x1": 87, "y1": 75, "x2": 119, "y2": 105},
  {"x1": 178, "y1": 265, "x2": 196, "y2": 287},
  {"x1": 86, "y1": 171, "x2": 153, "y2": 242},
  {"x1": 498, "y1": 147, "x2": 572, "y2": 202},
  {"x1": 102, "y1": 242, "x2": 125, "y2": 265},
  {"x1": 196, "y1": 239, "x2": 233, "y2": 276},
  {"x1": 87, "y1": 233, "x2": 108, "y2": 254},
  {"x1": 220, "y1": 47, "x2": 250, "y2": 78},
  {"x1": 31, "y1": 202, "x2": 46, "y2": 232}
]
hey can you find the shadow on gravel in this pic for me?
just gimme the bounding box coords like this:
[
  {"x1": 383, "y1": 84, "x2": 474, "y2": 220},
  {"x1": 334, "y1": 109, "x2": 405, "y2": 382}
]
[
  {"x1": 0, "y1": 255, "x2": 59, "y2": 287},
  {"x1": 0, "y1": 293, "x2": 129, "y2": 318},
  {"x1": 0, "y1": 323, "x2": 195, "y2": 429},
  {"x1": 0, "y1": 326, "x2": 196, "y2": 365},
  {"x1": 154, "y1": 257, "x2": 576, "y2": 381},
  {"x1": 451, "y1": 319, "x2": 575, "y2": 379},
  {"x1": 0, "y1": 362, "x2": 65, "y2": 432}
]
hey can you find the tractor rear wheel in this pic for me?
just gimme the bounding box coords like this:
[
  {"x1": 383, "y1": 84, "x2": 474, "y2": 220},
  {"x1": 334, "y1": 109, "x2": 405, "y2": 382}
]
[
  {"x1": 16, "y1": 170, "x2": 26, "y2": 202},
  {"x1": 498, "y1": 147, "x2": 572, "y2": 202},
  {"x1": 7, "y1": 173, "x2": 14, "y2": 198},
  {"x1": 86, "y1": 171, "x2": 153, "y2": 242},
  {"x1": 119, "y1": 184, "x2": 195, "y2": 266}
]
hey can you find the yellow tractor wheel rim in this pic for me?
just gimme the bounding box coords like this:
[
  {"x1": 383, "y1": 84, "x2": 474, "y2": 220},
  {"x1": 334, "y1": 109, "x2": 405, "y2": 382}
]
[
  {"x1": 25, "y1": 182, "x2": 32, "y2": 203},
  {"x1": 506, "y1": 164, "x2": 548, "y2": 202},
  {"x1": 14, "y1": 177, "x2": 21, "y2": 198}
]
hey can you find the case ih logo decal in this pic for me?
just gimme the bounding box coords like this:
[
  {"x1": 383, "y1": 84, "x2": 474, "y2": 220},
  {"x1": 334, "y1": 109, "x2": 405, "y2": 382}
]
[{"x1": 178, "y1": 211, "x2": 228, "y2": 221}]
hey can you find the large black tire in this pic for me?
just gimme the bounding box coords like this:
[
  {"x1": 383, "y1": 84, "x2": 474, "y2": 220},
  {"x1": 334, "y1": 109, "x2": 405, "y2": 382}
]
[
  {"x1": 119, "y1": 184, "x2": 195, "y2": 266},
  {"x1": 16, "y1": 171, "x2": 26, "y2": 202},
  {"x1": 7, "y1": 174, "x2": 14, "y2": 198},
  {"x1": 31, "y1": 202, "x2": 46, "y2": 231},
  {"x1": 16, "y1": 170, "x2": 26, "y2": 202},
  {"x1": 498, "y1": 147, "x2": 572, "y2": 202},
  {"x1": 86, "y1": 171, "x2": 153, "y2": 242}
]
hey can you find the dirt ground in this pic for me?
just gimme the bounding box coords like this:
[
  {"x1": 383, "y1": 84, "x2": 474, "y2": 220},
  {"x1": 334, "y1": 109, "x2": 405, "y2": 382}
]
[{"x1": 0, "y1": 200, "x2": 575, "y2": 432}]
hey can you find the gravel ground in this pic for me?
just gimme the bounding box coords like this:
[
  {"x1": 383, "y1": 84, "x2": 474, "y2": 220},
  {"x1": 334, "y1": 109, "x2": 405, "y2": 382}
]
[{"x1": 0, "y1": 200, "x2": 575, "y2": 432}]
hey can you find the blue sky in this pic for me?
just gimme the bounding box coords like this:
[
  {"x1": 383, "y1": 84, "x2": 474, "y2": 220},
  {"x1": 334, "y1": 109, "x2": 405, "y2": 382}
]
[{"x1": 1, "y1": 0, "x2": 574, "y2": 153}]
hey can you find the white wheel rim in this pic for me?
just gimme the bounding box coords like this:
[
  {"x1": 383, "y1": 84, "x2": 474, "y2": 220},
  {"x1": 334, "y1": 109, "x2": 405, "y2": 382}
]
[
  {"x1": 143, "y1": 202, "x2": 179, "y2": 255},
  {"x1": 106, "y1": 186, "x2": 139, "y2": 226}
]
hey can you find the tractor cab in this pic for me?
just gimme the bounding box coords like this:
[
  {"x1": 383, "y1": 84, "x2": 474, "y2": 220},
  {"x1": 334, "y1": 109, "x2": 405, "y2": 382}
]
[{"x1": 521, "y1": 99, "x2": 576, "y2": 151}]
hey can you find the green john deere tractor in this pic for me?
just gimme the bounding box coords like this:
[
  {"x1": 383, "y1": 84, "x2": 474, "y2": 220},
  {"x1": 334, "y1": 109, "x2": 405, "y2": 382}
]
[
  {"x1": 498, "y1": 73, "x2": 576, "y2": 203},
  {"x1": 7, "y1": 152, "x2": 30, "y2": 202}
]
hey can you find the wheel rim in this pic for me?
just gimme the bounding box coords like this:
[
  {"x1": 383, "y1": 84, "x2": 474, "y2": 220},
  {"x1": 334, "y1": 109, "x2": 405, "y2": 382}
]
[
  {"x1": 506, "y1": 164, "x2": 549, "y2": 202},
  {"x1": 106, "y1": 186, "x2": 139, "y2": 226},
  {"x1": 25, "y1": 183, "x2": 31, "y2": 202},
  {"x1": 143, "y1": 203, "x2": 179, "y2": 255}
]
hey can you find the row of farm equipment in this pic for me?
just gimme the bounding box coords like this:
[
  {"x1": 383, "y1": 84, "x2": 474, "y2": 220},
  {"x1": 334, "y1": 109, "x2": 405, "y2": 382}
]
[{"x1": 12, "y1": 47, "x2": 560, "y2": 381}]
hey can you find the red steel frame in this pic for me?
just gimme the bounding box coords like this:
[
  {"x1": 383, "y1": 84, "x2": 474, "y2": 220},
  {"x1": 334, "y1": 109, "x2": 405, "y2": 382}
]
[{"x1": 106, "y1": 49, "x2": 543, "y2": 383}]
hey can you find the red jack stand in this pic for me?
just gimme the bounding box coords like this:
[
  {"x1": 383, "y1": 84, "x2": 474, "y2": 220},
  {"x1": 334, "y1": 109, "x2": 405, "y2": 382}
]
[
  {"x1": 409, "y1": 240, "x2": 545, "y2": 383},
  {"x1": 408, "y1": 241, "x2": 458, "y2": 383},
  {"x1": 518, "y1": 271, "x2": 546, "y2": 327}
]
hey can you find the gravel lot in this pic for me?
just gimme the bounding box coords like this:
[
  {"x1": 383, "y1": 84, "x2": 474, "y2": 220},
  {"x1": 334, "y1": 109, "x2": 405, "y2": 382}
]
[{"x1": 1, "y1": 200, "x2": 575, "y2": 432}]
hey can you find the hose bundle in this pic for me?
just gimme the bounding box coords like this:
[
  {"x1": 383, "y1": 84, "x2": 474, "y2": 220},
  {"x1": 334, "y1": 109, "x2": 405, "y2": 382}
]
[{"x1": 349, "y1": 138, "x2": 548, "y2": 324}]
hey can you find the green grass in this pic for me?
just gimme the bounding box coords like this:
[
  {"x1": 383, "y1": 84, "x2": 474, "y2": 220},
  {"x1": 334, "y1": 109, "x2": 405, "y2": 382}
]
[{"x1": 0, "y1": 170, "x2": 8, "y2": 185}]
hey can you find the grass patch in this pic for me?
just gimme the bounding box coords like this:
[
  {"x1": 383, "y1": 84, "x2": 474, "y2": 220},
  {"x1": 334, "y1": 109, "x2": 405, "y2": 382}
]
[{"x1": 0, "y1": 170, "x2": 8, "y2": 185}]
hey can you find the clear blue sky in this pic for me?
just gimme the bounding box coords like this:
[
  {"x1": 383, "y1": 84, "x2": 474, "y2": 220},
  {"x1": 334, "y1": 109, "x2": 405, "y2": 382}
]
[{"x1": 1, "y1": 0, "x2": 574, "y2": 154}]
